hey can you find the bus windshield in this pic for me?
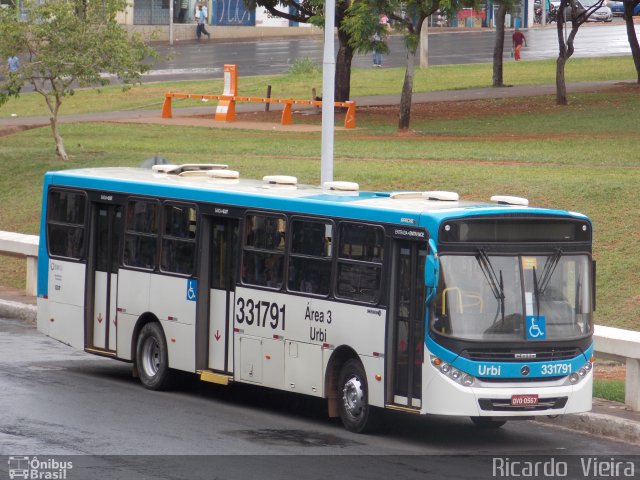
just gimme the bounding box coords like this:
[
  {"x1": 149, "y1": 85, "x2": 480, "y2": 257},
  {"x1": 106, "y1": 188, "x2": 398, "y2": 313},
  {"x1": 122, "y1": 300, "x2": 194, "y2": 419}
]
[{"x1": 431, "y1": 253, "x2": 592, "y2": 341}]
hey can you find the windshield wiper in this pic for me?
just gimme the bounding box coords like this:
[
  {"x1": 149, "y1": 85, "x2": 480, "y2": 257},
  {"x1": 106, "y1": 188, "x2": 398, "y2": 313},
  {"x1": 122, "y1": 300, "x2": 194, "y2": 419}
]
[
  {"x1": 538, "y1": 248, "x2": 562, "y2": 295},
  {"x1": 532, "y1": 266, "x2": 541, "y2": 316},
  {"x1": 477, "y1": 249, "x2": 505, "y2": 323}
]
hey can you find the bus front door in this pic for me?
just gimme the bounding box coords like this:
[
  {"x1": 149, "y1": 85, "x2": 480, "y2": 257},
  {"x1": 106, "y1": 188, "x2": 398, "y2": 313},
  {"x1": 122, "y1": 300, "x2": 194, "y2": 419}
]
[
  {"x1": 387, "y1": 240, "x2": 427, "y2": 409},
  {"x1": 205, "y1": 217, "x2": 239, "y2": 374},
  {"x1": 86, "y1": 203, "x2": 123, "y2": 354}
]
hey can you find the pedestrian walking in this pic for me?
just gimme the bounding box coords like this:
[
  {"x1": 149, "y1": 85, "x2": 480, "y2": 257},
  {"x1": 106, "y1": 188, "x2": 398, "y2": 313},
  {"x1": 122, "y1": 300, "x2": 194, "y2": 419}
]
[
  {"x1": 512, "y1": 28, "x2": 527, "y2": 61},
  {"x1": 196, "y1": 5, "x2": 210, "y2": 40},
  {"x1": 372, "y1": 32, "x2": 382, "y2": 67},
  {"x1": 7, "y1": 55, "x2": 19, "y2": 73}
]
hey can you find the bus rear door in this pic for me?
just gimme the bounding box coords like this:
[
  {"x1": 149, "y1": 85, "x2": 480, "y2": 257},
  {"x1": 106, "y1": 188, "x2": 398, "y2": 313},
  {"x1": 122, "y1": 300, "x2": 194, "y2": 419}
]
[
  {"x1": 387, "y1": 240, "x2": 427, "y2": 409},
  {"x1": 195, "y1": 214, "x2": 239, "y2": 374},
  {"x1": 85, "y1": 202, "x2": 124, "y2": 354}
]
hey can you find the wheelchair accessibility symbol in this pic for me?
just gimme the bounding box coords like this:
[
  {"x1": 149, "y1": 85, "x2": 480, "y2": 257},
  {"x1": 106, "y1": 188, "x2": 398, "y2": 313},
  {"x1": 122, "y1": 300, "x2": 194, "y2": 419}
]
[
  {"x1": 186, "y1": 279, "x2": 197, "y2": 302},
  {"x1": 526, "y1": 315, "x2": 546, "y2": 340}
]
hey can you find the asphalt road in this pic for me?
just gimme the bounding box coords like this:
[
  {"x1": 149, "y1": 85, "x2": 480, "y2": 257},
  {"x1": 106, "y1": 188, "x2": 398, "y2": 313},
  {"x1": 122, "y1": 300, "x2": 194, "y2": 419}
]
[
  {"x1": 146, "y1": 22, "x2": 637, "y2": 81},
  {"x1": 0, "y1": 317, "x2": 638, "y2": 479}
]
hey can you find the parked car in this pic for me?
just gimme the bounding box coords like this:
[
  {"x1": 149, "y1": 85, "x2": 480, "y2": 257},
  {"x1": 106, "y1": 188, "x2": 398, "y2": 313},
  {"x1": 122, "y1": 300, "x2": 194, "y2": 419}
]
[
  {"x1": 550, "y1": 0, "x2": 612, "y2": 22},
  {"x1": 581, "y1": 0, "x2": 613, "y2": 21},
  {"x1": 608, "y1": 1, "x2": 625, "y2": 16},
  {"x1": 609, "y1": 1, "x2": 640, "y2": 17}
]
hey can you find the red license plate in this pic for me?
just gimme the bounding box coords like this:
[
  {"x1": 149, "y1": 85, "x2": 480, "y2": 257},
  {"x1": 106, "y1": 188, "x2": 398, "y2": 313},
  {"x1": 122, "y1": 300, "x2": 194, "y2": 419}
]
[{"x1": 511, "y1": 394, "x2": 539, "y2": 406}]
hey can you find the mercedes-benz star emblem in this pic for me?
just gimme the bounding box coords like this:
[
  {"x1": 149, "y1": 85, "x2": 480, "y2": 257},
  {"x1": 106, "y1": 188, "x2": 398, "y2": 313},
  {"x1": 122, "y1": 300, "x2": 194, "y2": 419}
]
[{"x1": 521, "y1": 365, "x2": 530, "y2": 376}]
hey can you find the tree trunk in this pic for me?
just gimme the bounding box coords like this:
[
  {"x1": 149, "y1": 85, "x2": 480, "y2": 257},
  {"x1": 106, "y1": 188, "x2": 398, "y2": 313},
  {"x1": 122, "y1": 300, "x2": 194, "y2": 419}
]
[
  {"x1": 624, "y1": 1, "x2": 640, "y2": 83},
  {"x1": 49, "y1": 96, "x2": 68, "y2": 161},
  {"x1": 50, "y1": 116, "x2": 68, "y2": 160},
  {"x1": 556, "y1": 7, "x2": 568, "y2": 105},
  {"x1": 556, "y1": 55, "x2": 568, "y2": 105},
  {"x1": 493, "y1": 4, "x2": 508, "y2": 87},
  {"x1": 398, "y1": 47, "x2": 417, "y2": 130},
  {"x1": 335, "y1": 29, "x2": 354, "y2": 102}
]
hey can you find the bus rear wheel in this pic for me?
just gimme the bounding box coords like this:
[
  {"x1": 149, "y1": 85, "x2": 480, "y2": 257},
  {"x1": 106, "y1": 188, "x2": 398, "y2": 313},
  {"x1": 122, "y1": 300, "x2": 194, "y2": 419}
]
[
  {"x1": 470, "y1": 417, "x2": 507, "y2": 428},
  {"x1": 338, "y1": 359, "x2": 376, "y2": 433},
  {"x1": 136, "y1": 322, "x2": 174, "y2": 391}
]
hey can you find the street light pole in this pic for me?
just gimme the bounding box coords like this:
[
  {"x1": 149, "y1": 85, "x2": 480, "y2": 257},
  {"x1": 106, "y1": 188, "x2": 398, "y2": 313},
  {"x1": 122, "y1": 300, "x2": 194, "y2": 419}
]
[{"x1": 320, "y1": 0, "x2": 335, "y2": 186}]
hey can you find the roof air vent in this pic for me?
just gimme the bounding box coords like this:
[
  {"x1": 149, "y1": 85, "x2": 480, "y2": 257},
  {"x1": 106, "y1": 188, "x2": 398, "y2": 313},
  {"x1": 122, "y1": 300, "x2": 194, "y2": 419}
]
[
  {"x1": 390, "y1": 191, "x2": 459, "y2": 201},
  {"x1": 490, "y1": 195, "x2": 529, "y2": 206},
  {"x1": 323, "y1": 181, "x2": 360, "y2": 192},
  {"x1": 423, "y1": 191, "x2": 459, "y2": 201},
  {"x1": 263, "y1": 175, "x2": 298, "y2": 186},
  {"x1": 152, "y1": 164, "x2": 229, "y2": 176}
]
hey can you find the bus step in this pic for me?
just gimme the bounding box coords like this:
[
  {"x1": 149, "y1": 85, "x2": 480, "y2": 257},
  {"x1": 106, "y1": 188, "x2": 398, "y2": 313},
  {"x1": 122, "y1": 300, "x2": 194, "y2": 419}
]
[
  {"x1": 385, "y1": 404, "x2": 421, "y2": 414},
  {"x1": 84, "y1": 347, "x2": 117, "y2": 358},
  {"x1": 199, "y1": 370, "x2": 232, "y2": 386}
]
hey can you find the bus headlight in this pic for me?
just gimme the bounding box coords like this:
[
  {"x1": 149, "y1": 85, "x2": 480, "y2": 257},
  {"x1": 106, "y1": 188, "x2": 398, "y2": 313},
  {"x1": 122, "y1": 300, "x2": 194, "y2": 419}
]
[
  {"x1": 462, "y1": 374, "x2": 475, "y2": 386},
  {"x1": 568, "y1": 360, "x2": 593, "y2": 385},
  {"x1": 430, "y1": 356, "x2": 475, "y2": 387}
]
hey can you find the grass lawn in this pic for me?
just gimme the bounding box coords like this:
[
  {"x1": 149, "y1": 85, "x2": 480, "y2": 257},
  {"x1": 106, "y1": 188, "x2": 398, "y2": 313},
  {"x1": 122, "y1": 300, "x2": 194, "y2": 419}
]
[
  {"x1": 593, "y1": 379, "x2": 625, "y2": 404},
  {"x1": 0, "y1": 58, "x2": 639, "y2": 331},
  {"x1": 0, "y1": 56, "x2": 636, "y2": 118}
]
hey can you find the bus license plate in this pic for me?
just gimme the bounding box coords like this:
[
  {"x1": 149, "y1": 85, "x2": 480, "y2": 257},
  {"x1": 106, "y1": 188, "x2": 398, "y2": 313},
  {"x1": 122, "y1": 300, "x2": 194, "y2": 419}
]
[{"x1": 511, "y1": 394, "x2": 539, "y2": 406}]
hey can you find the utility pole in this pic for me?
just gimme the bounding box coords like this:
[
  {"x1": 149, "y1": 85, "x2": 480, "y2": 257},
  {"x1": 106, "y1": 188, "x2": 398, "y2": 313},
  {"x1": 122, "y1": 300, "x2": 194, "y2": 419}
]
[
  {"x1": 169, "y1": 0, "x2": 174, "y2": 46},
  {"x1": 320, "y1": 0, "x2": 336, "y2": 185}
]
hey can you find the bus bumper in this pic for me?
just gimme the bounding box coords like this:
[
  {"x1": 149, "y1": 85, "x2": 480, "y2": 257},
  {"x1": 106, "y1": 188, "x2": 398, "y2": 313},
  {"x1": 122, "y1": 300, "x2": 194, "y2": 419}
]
[{"x1": 422, "y1": 363, "x2": 593, "y2": 417}]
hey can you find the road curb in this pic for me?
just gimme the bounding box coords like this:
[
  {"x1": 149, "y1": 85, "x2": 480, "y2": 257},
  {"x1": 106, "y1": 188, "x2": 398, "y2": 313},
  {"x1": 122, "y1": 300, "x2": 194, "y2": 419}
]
[
  {"x1": 536, "y1": 412, "x2": 640, "y2": 445},
  {"x1": 1, "y1": 297, "x2": 638, "y2": 445},
  {"x1": 0, "y1": 299, "x2": 36, "y2": 324}
]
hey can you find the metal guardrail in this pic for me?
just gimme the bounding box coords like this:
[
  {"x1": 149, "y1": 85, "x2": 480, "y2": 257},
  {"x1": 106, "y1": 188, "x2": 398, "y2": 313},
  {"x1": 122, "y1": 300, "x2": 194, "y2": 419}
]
[{"x1": 1, "y1": 231, "x2": 638, "y2": 411}]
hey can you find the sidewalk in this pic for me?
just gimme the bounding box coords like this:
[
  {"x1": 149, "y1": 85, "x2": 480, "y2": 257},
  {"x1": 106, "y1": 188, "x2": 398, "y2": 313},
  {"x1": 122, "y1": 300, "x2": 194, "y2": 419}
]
[{"x1": 0, "y1": 285, "x2": 637, "y2": 445}]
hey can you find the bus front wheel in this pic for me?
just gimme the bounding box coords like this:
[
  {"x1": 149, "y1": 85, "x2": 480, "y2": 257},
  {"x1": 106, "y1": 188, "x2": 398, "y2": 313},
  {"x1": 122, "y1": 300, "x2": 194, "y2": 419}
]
[
  {"x1": 338, "y1": 359, "x2": 376, "y2": 433},
  {"x1": 136, "y1": 322, "x2": 174, "y2": 391}
]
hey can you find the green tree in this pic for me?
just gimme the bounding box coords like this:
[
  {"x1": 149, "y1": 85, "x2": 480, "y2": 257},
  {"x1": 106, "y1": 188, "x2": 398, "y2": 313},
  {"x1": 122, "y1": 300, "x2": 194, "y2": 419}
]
[
  {"x1": 0, "y1": 0, "x2": 155, "y2": 160},
  {"x1": 555, "y1": 0, "x2": 604, "y2": 105},
  {"x1": 622, "y1": 0, "x2": 640, "y2": 83},
  {"x1": 492, "y1": 1, "x2": 517, "y2": 87},
  {"x1": 346, "y1": 0, "x2": 470, "y2": 130},
  {"x1": 248, "y1": 0, "x2": 357, "y2": 102}
]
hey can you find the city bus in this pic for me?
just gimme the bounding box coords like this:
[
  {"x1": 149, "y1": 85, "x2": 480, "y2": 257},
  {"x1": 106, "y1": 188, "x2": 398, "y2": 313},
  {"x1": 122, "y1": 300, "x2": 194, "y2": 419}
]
[{"x1": 36, "y1": 164, "x2": 595, "y2": 432}]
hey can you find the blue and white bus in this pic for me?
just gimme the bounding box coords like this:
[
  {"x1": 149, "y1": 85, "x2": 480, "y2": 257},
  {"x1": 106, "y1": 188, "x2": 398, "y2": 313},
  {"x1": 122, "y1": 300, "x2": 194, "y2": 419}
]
[{"x1": 37, "y1": 164, "x2": 595, "y2": 432}]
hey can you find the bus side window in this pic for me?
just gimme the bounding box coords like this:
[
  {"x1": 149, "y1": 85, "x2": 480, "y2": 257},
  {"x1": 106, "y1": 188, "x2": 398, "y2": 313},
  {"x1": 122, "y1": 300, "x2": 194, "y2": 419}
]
[
  {"x1": 335, "y1": 223, "x2": 384, "y2": 304},
  {"x1": 161, "y1": 204, "x2": 197, "y2": 275},
  {"x1": 288, "y1": 219, "x2": 332, "y2": 296},
  {"x1": 46, "y1": 190, "x2": 87, "y2": 260},
  {"x1": 123, "y1": 199, "x2": 159, "y2": 270},
  {"x1": 242, "y1": 214, "x2": 286, "y2": 289}
]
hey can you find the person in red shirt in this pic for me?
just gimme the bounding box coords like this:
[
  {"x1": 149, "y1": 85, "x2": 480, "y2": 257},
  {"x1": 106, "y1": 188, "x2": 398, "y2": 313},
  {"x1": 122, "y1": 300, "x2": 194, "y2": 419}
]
[{"x1": 512, "y1": 28, "x2": 527, "y2": 61}]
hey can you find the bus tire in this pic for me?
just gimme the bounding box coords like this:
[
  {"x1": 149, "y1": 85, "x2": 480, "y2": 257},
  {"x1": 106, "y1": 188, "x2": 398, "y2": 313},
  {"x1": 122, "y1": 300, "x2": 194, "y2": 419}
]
[
  {"x1": 470, "y1": 417, "x2": 507, "y2": 429},
  {"x1": 338, "y1": 359, "x2": 376, "y2": 433},
  {"x1": 136, "y1": 322, "x2": 173, "y2": 391}
]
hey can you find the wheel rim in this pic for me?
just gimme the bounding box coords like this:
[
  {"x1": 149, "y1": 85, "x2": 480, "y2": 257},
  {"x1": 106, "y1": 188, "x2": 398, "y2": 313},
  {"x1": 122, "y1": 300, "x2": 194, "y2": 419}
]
[
  {"x1": 342, "y1": 375, "x2": 365, "y2": 420},
  {"x1": 141, "y1": 336, "x2": 161, "y2": 378}
]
